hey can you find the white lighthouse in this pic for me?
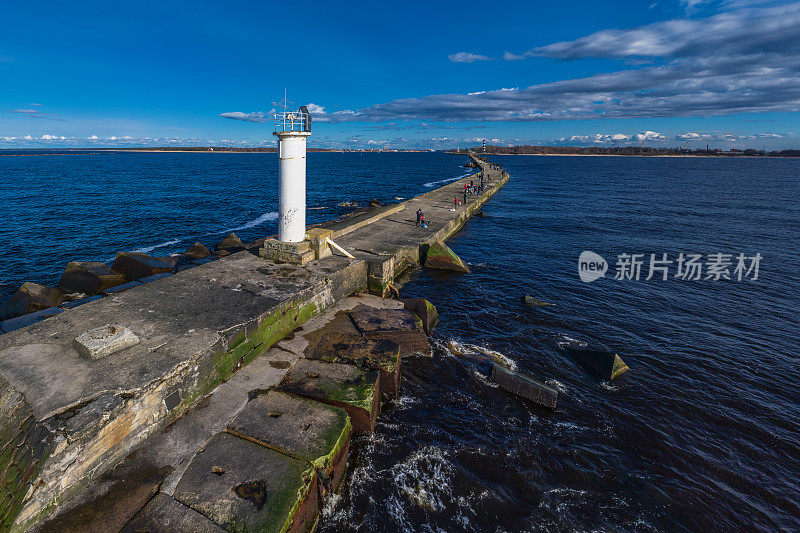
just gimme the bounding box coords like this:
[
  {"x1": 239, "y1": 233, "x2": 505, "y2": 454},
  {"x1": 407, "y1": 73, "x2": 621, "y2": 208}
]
[
  {"x1": 259, "y1": 106, "x2": 317, "y2": 264},
  {"x1": 274, "y1": 106, "x2": 311, "y2": 242}
]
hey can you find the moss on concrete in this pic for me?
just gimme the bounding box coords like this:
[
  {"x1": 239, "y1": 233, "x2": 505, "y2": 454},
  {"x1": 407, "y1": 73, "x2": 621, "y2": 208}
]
[
  {"x1": 420, "y1": 241, "x2": 470, "y2": 273},
  {"x1": 311, "y1": 416, "x2": 352, "y2": 472}
]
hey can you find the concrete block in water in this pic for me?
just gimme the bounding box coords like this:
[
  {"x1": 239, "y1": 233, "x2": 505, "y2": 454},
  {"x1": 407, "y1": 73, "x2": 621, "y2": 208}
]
[
  {"x1": 277, "y1": 359, "x2": 380, "y2": 435},
  {"x1": 227, "y1": 390, "x2": 352, "y2": 493},
  {"x1": 562, "y1": 347, "x2": 629, "y2": 381},
  {"x1": 183, "y1": 241, "x2": 211, "y2": 259},
  {"x1": 0, "y1": 282, "x2": 64, "y2": 320},
  {"x1": 214, "y1": 232, "x2": 245, "y2": 252},
  {"x1": 420, "y1": 241, "x2": 470, "y2": 273},
  {"x1": 173, "y1": 432, "x2": 318, "y2": 533},
  {"x1": 522, "y1": 294, "x2": 551, "y2": 307},
  {"x1": 123, "y1": 493, "x2": 226, "y2": 533},
  {"x1": 490, "y1": 364, "x2": 558, "y2": 409},
  {"x1": 73, "y1": 324, "x2": 140, "y2": 359},
  {"x1": 400, "y1": 298, "x2": 439, "y2": 334},
  {"x1": 112, "y1": 252, "x2": 177, "y2": 281},
  {"x1": 58, "y1": 261, "x2": 126, "y2": 295}
]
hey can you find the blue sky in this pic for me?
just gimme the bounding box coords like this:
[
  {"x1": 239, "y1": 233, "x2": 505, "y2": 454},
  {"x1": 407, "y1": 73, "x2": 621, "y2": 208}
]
[{"x1": 1, "y1": 0, "x2": 798, "y2": 149}]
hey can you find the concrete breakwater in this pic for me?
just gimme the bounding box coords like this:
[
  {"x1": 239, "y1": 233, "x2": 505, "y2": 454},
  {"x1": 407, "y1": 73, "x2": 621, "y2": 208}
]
[{"x1": 0, "y1": 155, "x2": 508, "y2": 531}]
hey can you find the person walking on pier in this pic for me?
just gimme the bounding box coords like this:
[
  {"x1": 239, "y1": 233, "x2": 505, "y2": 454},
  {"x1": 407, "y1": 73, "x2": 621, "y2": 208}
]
[
  {"x1": 454, "y1": 196, "x2": 460, "y2": 209},
  {"x1": 416, "y1": 208, "x2": 422, "y2": 227}
]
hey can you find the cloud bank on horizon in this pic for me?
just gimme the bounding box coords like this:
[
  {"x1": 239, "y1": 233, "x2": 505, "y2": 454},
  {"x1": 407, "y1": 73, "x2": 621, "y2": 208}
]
[{"x1": 222, "y1": 2, "x2": 800, "y2": 127}]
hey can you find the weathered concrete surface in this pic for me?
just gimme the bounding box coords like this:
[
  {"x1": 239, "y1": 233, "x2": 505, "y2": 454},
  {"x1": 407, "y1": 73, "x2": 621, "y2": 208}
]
[
  {"x1": 227, "y1": 390, "x2": 351, "y2": 493},
  {"x1": 0, "y1": 308, "x2": 63, "y2": 334},
  {"x1": 350, "y1": 306, "x2": 431, "y2": 359},
  {"x1": 305, "y1": 328, "x2": 401, "y2": 398},
  {"x1": 59, "y1": 295, "x2": 103, "y2": 310},
  {"x1": 173, "y1": 432, "x2": 317, "y2": 533},
  {"x1": 400, "y1": 298, "x2": 439, "y2": 334},
  {"x1": 259, "y1": 239, "x2": 315, "y2": 265},
  {"x1": 57, "y1": 262, "x2": 126, "y2": 295},
  {"x1": 31, "y1": 452, "x2": 173, "y2": 533},
  {"x1": 278, "y1": 360, "x2": 380, "y2": 436},
  {"x1": 490, "y1": 364, "x2": 558, "y2": 409},
  {"x1": 24, "y1": 296, "x2": 404, "y2": 532},
  {"x1": 122, "y1": 493, "x2": 226, "y2": 533},
  {"x1": 101, "y1": 280, "x2": 143, "y2": 295},
  {"x1": 0, "y1": 252, "x2": 366, "y2": 530}
]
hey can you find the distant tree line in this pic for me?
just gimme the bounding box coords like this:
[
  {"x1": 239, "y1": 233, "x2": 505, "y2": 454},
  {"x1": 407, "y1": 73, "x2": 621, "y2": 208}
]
[{"x1": 455, "y1": 145, "x2": 800, "y2": 157}]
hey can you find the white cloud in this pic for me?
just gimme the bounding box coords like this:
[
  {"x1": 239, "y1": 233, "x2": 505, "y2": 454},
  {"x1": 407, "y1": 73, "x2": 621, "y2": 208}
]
[
  {"x1": 448, "y1": 52, "x2": 492, "y2": 63},
  {"x1": 503, "y1": 51, "x2": 525, "y2": 61},
  {"x1": 305, "y1": 103, "x2": 325, "y2": 115},
  {"x1": 88, "y1": 134, "x2": 99, "y2": 140},
  {"x1": 325, "y1": 3, "x2": 800, "y2": 123},
  {"x1": 219, "y1": 111, "x2": 270, "y2": 123}
]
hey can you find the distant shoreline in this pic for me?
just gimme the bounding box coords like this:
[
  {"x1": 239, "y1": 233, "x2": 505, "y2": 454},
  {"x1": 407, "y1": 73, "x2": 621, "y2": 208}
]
[{"x1": 1, "y1": 148, "x2": 798, "y2": 158}]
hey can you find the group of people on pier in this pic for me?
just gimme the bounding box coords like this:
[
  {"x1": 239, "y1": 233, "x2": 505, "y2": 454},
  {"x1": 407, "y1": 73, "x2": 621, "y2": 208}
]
[
  {"x1": 419, "y1": 166, "x2": 507, "y2": 228},
  {"x1": 456, "y1": 170, "x2": 490, "y2": 208}
]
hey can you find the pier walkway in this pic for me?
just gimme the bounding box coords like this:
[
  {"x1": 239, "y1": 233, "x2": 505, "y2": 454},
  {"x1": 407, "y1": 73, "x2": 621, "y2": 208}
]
[{"x1": 0, "y1": 155, "x2": 508, "y2": 532}]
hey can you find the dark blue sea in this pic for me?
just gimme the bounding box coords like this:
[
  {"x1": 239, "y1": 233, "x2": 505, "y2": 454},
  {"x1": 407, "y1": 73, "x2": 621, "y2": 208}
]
[{"x1": 1, "y1": 151, "x2": 799, "y2": 531}]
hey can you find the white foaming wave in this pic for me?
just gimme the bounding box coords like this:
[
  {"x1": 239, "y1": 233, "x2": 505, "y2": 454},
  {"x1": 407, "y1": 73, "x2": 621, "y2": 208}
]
[
  {"x1": 204, "y1": 211, "x2": 279, "y2": 236},
  {"x1": 443, "y1": 339, "x2": 518, "y2": 370},
  {"x1": 473, "y1": 369, "x2": 499, "y2": 388},
  {"x1": 228, "y1": 211, "x2": 279, "y2": 231},
  {"x1": 392, "y1": 445, "x2": 453, "y2": 512},
  {"x1": 424, "y1": 171, "x2": 472, "y2": 188},
  {"x1": 393, "y1": 395, "x2": 418, "y2": 409},
  {"x1": 133, "y1": 238, "x2": 181, "y2": 254},
  {"x1": 545, "y1": 379, "x2": 567, "y2": 393}
]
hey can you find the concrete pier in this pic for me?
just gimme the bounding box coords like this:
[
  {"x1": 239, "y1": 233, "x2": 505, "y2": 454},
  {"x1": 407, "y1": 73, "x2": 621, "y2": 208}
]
[{"x1": 0, "y1": 155, "x2": 508, "y2": 531}]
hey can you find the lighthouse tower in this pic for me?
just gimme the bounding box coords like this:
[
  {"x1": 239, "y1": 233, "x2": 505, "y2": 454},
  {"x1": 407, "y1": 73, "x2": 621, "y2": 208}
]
[
  {"x1": 274, "y1": 106, "x2": 311, "y2": 242},
  {"x1": 259, "y1": 106, "x2": 317, "y2": 264}
]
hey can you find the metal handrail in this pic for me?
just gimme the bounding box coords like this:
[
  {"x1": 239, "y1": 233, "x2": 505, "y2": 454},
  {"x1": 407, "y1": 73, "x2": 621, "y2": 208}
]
[{"x1": 274, "y1": 111, "x2": 311, "y2": 133}]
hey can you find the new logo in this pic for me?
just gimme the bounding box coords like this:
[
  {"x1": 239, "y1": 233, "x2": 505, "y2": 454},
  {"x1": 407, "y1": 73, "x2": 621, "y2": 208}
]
[{"x1": 578, "y1": 251, "x2": 608, "y2": 282}]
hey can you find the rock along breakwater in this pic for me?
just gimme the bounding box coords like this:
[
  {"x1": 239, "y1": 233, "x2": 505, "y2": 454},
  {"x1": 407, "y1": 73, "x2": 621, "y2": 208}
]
[{"x1": 0, "y1": 154, "x2": 509, "y2": 532}]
